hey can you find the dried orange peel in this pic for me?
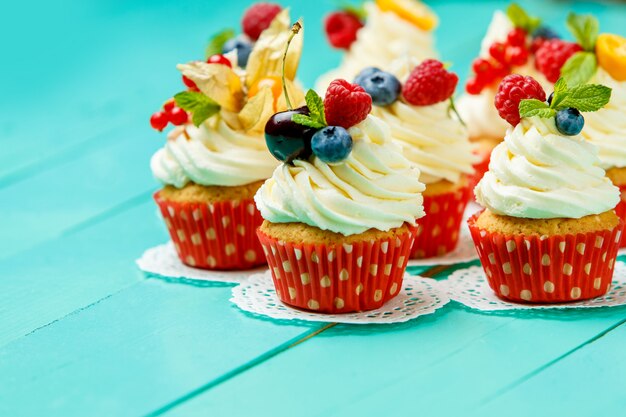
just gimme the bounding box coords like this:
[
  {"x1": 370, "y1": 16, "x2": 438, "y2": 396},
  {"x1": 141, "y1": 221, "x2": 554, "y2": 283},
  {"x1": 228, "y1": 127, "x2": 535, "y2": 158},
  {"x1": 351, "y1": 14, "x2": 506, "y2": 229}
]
[
  {"x1": 375, "y1": 0, "x2": 438, "y2": 31},
  {"x1": 596, "y1": 33, "x2": 626, "y2": 81}
]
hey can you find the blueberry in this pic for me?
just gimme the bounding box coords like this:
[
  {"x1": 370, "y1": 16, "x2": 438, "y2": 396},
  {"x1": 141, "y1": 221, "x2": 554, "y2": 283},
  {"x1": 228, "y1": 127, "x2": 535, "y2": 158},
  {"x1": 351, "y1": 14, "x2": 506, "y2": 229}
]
[
  {"x1": 354, "y1": 67, "x2": 382, "y2": 86},
  {"x1": 355, "y1": 70, "x2": 401, "y2": 106},
  {"x1": 222, "y1": 36, "x2": 253, "y2": 67},
  {"x1": 533, "y1": 26, "x2": 560, "y2": 40},
  {"x1": 311, "y1": 126, "x2": 353, "y2": 163},
  {"x1": 555, "y1": 108, "x2": 584, "y2": 136}
]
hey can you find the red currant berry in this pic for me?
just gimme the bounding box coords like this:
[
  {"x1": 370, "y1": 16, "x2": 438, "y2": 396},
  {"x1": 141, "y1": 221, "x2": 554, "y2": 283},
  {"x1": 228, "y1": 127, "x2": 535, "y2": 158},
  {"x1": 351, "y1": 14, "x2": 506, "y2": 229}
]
[
  {"x1": 465, "y1": 77, "x2": 484, "y2": 95},
  {"x1": 182, "y1": 75, "x2": 198, "y2": 90},
  {"x1": 530, "y1": 37, "x2": 546, "y2": 53},
  {"x1": 150, "y1": 111, "x2": 169, "y2": 131},
  {"x1": 472, "y1": 58, "x2": 493, "y2": 74},
  {"x1": 506, "y1": 28, "x2": 527, "y2": 47},
  {"x1": 489, "y1": 42, "x2": 507, "y2": 64},
  {"x1": 506, "y1": 46, "x2": 529, "y2": 66},
  {"x1": 163, "y1": 99, "x2": 175, "y2": 113},
  {"x1": 207, "y1": 54, "x2": 232, "y2": 67},
  {"x1": 169, "y1": 107, "x2": 189, "y2": 126}
]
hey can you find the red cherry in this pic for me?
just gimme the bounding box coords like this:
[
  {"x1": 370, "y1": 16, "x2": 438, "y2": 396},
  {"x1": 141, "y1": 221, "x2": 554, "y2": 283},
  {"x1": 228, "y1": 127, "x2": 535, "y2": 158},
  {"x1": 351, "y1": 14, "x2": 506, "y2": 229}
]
[
  {"x1": 150, "y1": 111, "x2": 169, "y2": 131},
  {"x1": 169, "y1": 107, "x2": 189, "y2": 125},
  {"x1": 465, "y1": 77, "x2": 485, "y2": 95},
  {"x1": 489, "y1": 42, "x2": 508, "y2": 64},
  {"x1": 506, "y1": 46, "x2": 529, "y2": 66},
  {"x1": 182, "y1": 75, "x2": 198, "y2": 90},
  {"x1": 506, "y1": 28, "x2": 527, "y2": 47},
  {"x1": 163, "y1": 99, "x2": 176, "y2": 113},
  {"x1": 207, "y1": 54, "x2": 232, "y2": 67}
]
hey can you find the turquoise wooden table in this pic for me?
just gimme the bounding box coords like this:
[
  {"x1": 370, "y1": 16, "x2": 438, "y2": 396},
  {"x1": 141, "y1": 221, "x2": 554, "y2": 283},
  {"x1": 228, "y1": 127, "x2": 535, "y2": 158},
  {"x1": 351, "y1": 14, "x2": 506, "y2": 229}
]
[{"x1": 2, "y1": 1, "x2": 625, "y2": 416}]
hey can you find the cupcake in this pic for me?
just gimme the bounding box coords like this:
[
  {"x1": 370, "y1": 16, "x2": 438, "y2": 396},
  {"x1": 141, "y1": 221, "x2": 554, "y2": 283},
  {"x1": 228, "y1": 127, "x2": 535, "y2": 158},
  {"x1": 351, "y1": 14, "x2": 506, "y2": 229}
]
[
  {"x1": 316, "y1": 0, "x2": 437, "y2": 91},
  {"x1": 558, "y1": 13, "x2": 626, "y2": 246},
  {"x1": 457, "y1": 4, "x2": 553, "y2": 185},
  {"x1": 470, "y1": 74, "x2": 621, "y2": 303},
  {"x1": 354, "y1": 58, "x2": 477, "y2": 258},
  {"x1": 149, "y1": 8, "x2": 305, "y2": 270},
  {"x1": 256, "y1": 74, "x2": 426, "y2": 313}
]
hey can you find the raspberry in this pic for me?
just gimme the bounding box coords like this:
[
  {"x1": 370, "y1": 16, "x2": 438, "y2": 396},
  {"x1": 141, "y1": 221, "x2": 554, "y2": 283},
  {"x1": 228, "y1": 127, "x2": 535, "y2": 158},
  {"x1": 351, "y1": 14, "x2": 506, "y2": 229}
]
[
  {"x1": 324, "y1": 11, "x2": 363, "y2": 49},
  {"x1": 242, "y1": 3, "x2": 282, "y2": 41},
  {"x1": 402, "y1": 59, "x2": 459, "y2": 106},
  {"x1": 494, "y1": 74, "x2": 546, "y2": 126},
  {"x1": 535, "y1": 39, "x2": 583, "y2": 83},
  {"x1": 324, "y1": 79, "x2": 372, "y2": 128}
]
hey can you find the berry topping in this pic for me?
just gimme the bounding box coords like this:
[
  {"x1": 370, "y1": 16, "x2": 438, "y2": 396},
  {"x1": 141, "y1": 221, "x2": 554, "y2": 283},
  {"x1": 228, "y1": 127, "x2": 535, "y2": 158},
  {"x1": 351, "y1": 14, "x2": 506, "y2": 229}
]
[
  {"x1": 402, "y1": 59, "x2": 458, "y2": 106},
  {"x1": 242, "y1": 2, "x2": 282, "y2": 41},
  {"x1": 324, "y1": 79, "x2": 372, "y2": 128},
  {"x1": 596, "y1": 33, "x2": 626, "y2": 81},
  {"x1": 311, "y1": 126, "x2": 353, "y2": 163},
  {"x1": 507, "y1": 28, "x2": 528, "y2": 47},
  {"x1": 535, "y1": 39, "x2": 583, "y2": 83},
  {"x1": 206, "y1": 54, "x2": 232, "y2": 67},
  {"x1": 163, "y1": 99, "x2": 176, "y2": 113},
  {"x1": 222, "y1": 36, "x2": 253, "y2": 67},
  {"x1": 555, "y1": 108, "x2": 584, "y2": 136},
  {"x1": 265, "y1": 106, "x2": 315, "y2": 162},
  {"x1": 324, "y1": 11, "x2": 363, "y2": 49},
  {"x1": 354, "y1": 67, "x2": 382, "y2": 85},
  {"x1": 375, "y1": 0, "x2": 438, "y2": 31},
  {"x1": 505, "y1": 45, "x2": 530, "y2": 66},
  {"x1": 169, "y1": 107, "x2": 189, "y2": 126},
  {"x1": 532, "y1": 26, "x2": 560, "y2": 41},
  {"x1": 354, "y1": 69, "x2": 401, "y2": 106},
  {"x1": 489, "y1": 42, "x2": 508, "y2": 64},
  {"x1": 495, "y1": 74, "x2": 546, "y2": 126},
  {"x1": 182, "y1": 75, "x2": 198, "y2": 91},
  {"x1": 150, "y1": 111, "x2": 169, "y2": 132}
]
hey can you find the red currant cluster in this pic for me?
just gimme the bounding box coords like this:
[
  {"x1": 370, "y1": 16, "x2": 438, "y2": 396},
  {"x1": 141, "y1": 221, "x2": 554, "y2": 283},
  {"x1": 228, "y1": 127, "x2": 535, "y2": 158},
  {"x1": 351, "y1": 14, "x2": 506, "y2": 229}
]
[
  {"x1": 149, "y1": 99, "x2": 190, "y2": 132},
  {"x1": 465, "y1": 28, "x2": 531, "y2": 95}
]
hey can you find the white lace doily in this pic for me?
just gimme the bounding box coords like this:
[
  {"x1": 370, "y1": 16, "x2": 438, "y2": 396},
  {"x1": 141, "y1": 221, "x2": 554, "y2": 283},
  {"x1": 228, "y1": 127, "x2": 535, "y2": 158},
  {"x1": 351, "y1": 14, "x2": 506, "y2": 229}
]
[
  {"x1": 136, "y1": 242, "x2": 265, "y2": 284},
  {"x1": 230, "y1": 271, "x2": 449, "y2": 324},
  {"x1": 444, "y1": 261, "x2": 626, "y2": 311},
  {"x1": 407, "y1": 225, "x2": 477, "y2": 267}
]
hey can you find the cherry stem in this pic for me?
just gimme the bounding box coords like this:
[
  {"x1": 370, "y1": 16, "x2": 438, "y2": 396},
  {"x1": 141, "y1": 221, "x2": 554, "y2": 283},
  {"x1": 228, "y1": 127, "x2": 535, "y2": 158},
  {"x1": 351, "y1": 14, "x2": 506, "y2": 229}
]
[{"x1": 282, "y1": 21, "x2": 302, "y2": 111}]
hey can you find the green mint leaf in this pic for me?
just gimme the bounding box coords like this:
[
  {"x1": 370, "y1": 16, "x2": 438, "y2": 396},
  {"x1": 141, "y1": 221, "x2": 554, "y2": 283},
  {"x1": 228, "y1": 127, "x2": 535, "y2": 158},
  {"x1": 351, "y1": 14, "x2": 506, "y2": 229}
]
[
  {"x1": 174, "y1": 91, "x2": 220, "y2": 127},
  {"x1": 556, "y1": 84, "x2": 612, "y2": 112},
  {"x1": 506, "y1": 3, "x2": 541, "y2": 33},
  {"x1": 303, "y1": 89, "x2": 327, "y2": 126},
  {"x1": 291, "y1": 113, "x2": 326, "y2": 129},
  {"x1": 519, "y1": 99, "x2": 555, "y2": 118},
  {"x1": 205, "y1": 28, "x2": 235, "y2": 59},
  {"x1": 561, "y1": 52, "x2": 597, "y2": 87},
  {"x1": 566, "y1": 12, "x2": 598, "y2": 51},
  {"x1": 550, "y1": 78, "x2": 569, "y2": 109},
  {"x1": 341, "y1": 4, "x2": 366, "y2": 21}
]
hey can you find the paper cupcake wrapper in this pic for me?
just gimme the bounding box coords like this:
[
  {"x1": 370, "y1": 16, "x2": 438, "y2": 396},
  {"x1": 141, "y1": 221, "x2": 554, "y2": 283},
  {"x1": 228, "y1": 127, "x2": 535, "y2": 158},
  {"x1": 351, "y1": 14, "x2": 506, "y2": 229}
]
[
  {"x1": 256, "y1": 225, "x2": 418, "y2": 313},
  {"x1": 468, "y1": 211, "x2": 623, "y2": 303},
  {"x1": 411, "y1": 181, "x2": 472, "y2": 259},
  {"x1": 614, "y1": 183, "x2": 626, "y2": 248},
  {"x1": 154, "y1": 192, "x2": 266, "y2": 270}
]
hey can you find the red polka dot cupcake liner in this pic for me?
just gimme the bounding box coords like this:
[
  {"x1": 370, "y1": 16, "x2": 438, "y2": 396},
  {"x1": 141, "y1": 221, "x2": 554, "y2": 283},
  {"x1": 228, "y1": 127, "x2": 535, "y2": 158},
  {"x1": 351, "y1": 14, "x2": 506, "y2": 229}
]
[
  {"x1": 154, "y1": 192, "x2": 266, "y2": 270},
  {"x1": 468, "y1": 211, "x2": 624, "y2": 303},
  {"x1": 256, "y1": 225, "x2": 418, "y2": 313},
  {"x1": 613, "y1": 183, "x2": 626, "y2": 248},
  {"x1": 411, "y1": 180, "x2": 472, "y2": 259}
]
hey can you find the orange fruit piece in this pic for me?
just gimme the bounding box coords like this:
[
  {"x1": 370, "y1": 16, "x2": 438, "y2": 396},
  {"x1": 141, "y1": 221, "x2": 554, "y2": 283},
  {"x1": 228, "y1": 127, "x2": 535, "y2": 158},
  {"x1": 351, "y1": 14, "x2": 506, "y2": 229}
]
[
  {"x1": 596, "y1": 33, "x2": 626, "y2": 81},
  {"x1": 248, "y1": 76, "x2": 283, "y2": 109},
  {"x1": 375, "y1": 0, "x2": 438, "y2": 31}
]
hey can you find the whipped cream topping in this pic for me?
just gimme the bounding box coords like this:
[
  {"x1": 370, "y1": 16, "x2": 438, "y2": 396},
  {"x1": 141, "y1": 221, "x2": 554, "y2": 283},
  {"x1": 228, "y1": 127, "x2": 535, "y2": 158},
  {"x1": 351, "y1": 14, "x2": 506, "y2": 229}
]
[
  {"x1": 315, "y1": 2, "x2": 436, "y2": 91},
  {"x1": 581, "y1": 67, "x2": 626, "y2": 170},
  {"x1": 457, "y1": 10, "x2": 551, "y2": 140},
  {"x1": 151, "y1": 116, "x2": 279, "y2": 188},
  {"x1": 475, "y1": 116, "x2": 619, "y2": 219},
  {"x1": 255, "y1": 116, "x2": 426, "y2": 235}
]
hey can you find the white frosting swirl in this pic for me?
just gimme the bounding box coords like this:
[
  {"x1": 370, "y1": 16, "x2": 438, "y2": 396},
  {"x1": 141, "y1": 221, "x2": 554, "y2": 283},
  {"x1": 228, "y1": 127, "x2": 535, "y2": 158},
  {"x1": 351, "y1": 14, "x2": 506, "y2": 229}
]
[
  {"x1": 475, "y1": 116, "x2": 619, "y2": 219},
  {"x1": 150, "y1": 116, "x2": 278, "y2": 188},
  {"x1": 581, "y1": 68, "x2": 626, "y2": 169},
  {"x1": 373, "y1": 101, "x2": 476, "y2": 184},
  {"x1": 255, "y1": 116, "x2": 426, "y2": 235},
  {"x1": 315, "y1": 2, "x2": 436, "y2": 91}
]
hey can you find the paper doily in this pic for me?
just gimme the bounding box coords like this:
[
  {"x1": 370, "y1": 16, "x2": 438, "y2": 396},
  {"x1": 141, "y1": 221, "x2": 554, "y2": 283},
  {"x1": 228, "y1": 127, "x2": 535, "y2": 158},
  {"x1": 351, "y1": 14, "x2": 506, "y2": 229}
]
[
  {"x1": 407, "y1": 224, "x2": 478, "y2": 267},
  {"x1": 444, "y1": 262, "x2": 626, "y2": 311},
  {"x1": 136, "y1": 242, "x2": 265, "y2": 284},
  {"x1": 230, "y1": 271, "x2": 449, "y2": 324}
]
